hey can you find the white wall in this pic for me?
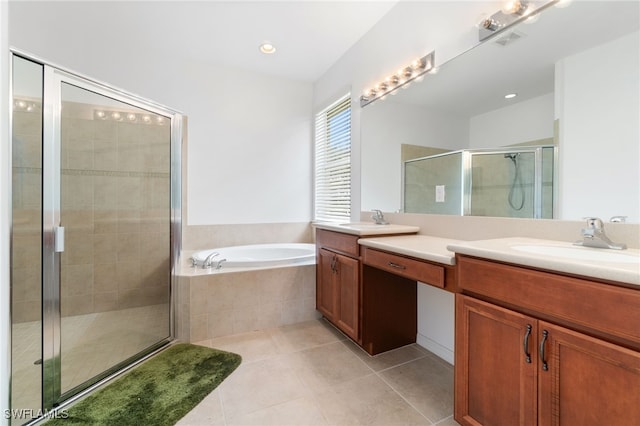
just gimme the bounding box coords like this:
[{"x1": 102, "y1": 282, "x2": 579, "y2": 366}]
[
  {"x1": 469, "y1": 93, "x2": 555, "y2": 149},
  {"x1": 557, "y1": 31, "x2": 640, "y2": 222},
  {"x1": 8, "y1": 1, "x2": 313, "y2": 226},
  {"x1": 1, "y1": 2, "x2": 11, "y2": 422}
]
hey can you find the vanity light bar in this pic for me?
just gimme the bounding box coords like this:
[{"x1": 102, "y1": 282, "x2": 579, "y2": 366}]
[
  {"x1": 478, "y1": 0, "x2": 557, "y2": 42},
  {"x1": 360, "y1": 51, "x2": 435, "y2": 107}
]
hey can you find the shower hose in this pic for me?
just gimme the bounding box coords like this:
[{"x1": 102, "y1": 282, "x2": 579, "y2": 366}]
[{"x1": 506, "y1": 154, "x2": 525, "y2": 211}]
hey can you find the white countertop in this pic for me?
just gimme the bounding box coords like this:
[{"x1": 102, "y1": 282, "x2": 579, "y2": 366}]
[
  {"x1": 358, "y1": 235, "x2": 460, "y2": 266},
  {"x1": 313, "y1": 221, "x2": 420, "y2": 236},
  {"x1": 447, "y1": 237, "x2": 640, "y2": 286}
]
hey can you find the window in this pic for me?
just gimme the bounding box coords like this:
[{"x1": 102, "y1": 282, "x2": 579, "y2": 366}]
[{"x1": 314, "y1": 94, "x2": 351, "y2": 222}]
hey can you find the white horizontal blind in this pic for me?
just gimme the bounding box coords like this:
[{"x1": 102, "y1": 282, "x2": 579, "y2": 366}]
[{"x1": 314, "y1": 94, "x2": 351, "y2": 222}]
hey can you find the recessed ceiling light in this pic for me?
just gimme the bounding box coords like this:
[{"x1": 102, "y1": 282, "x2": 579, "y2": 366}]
[
  {"x1": 504, "y1": 93, "x2": 517, "y2": 99},
  {"x1": 259, "y1": 42, "x2": 276, "y2": 54}
]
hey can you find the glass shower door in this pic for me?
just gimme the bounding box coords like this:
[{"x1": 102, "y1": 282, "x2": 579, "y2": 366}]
[{"x1": 43, "y1": 71, "x2": 174, "y2": 405}]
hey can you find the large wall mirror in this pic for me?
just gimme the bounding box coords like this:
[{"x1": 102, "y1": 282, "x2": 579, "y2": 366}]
[{"x1": 361, "y1": 1, "x2": 639, "y2": 222}]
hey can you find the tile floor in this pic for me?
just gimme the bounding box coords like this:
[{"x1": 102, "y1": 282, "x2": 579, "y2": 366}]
[
  {"x1": 178, "y1": 319, "x2": 457, "y2": 426},
  {"x1": 11, "y1": 304, "x2": 169, "y2": 413}
]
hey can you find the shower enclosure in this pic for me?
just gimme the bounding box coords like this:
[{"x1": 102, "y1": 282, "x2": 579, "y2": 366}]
[
  {"x1": 403, "y1": 146, "x2": 556, "y2": 218},
  {"x1": 10, "y1": 52, "x2": 181, "y2": 422}
]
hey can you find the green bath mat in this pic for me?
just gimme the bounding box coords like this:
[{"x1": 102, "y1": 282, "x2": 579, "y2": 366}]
[{"x1": 46, "y1": 343, "x2": 242, "y2": 426}]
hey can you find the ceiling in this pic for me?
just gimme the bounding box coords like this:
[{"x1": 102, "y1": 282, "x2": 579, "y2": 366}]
[{"x1": 48, "y1": 0, "x2": 398, "y2": 83}]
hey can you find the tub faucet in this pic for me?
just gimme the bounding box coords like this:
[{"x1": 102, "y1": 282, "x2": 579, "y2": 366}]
[
  {"x1": 371, "y1": 209, "x2": 389, "y2": 225},
  {"x1": 202, "y1": 252, "x2": 220, "y2": 268},
  {"x1": 574, "y1": 217, "x2": 627, "y2": 250}
]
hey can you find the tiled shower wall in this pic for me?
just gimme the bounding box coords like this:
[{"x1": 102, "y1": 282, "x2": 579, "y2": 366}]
[
  {"x1": 11, "y1": 104, "x2": 42, "y2": 324},
  {"x1": 59, "y1": 101, "x2": 171, "y2": 317},
  {"x1": 11, "y1": 100, "x2": 172, "y2": 322}
]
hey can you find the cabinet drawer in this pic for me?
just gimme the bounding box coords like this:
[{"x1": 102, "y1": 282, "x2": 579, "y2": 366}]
[
  {"x1": 363, "y1": 247, "x2": 445, "y2": 288},
  {"x1": 458, "y1": 255, "x2": 640, "y2": 348},
  {"x1": 316, "y1": 229, "x2": 360, "y2": 257}
]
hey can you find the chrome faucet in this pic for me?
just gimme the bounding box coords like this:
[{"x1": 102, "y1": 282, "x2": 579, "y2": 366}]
[
  {"x1": 574, "y1": 217, "x2": 627, "y2": 250},
  {"x1": 371, "y1": 209, "x2": 389, "y2": 225},
  {"x1": 202, "y1": 252, "x2": 220, "y2": 268}
]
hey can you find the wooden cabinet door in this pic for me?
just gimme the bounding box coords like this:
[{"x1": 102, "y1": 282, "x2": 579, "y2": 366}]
[
  {"x1": 335, "y1": 253, "x2": 359, "y2": 341},
  {"x1": 317, "y1": 248, "x2": 338, "y2": 321},
  {"x1": 538, "y1": 322, "x2": 640, "y2": 426},
  {"x1": 455, "y1": 295, "x2": 537, "y2": 426}
]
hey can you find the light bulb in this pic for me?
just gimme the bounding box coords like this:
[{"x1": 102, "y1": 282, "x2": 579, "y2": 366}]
[
  {"x1": 111, "y1": 112, "x2": 121, "y2": 120},
  {"x1": 386, "y1": 75, "x2": 399, "y2": 86},
  {"x1": 501, "y1": 0, "x2": 528, "y2": 15},
  {"x1": 475, "y1": 13, "x2": 490, "y2": 29},
  {"x1": 411, "y1": 58, "x2": 424, "y2": 70},
  {"x1": 142, "y1": 115, "x2": 152, "y2": 123},
  {"x1": 96, "y1": 110, "x2": 106, "y2": 119},
  {"x1": 127, "y1": 113, "x2": 137, "y2": 122},
  {"x1": 259, "y1": 42, "x2": 276, "y2": 54}
]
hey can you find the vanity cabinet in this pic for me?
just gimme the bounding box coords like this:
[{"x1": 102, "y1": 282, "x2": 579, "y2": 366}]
[
  {"x1": 317, "y1": 247, "x2": 359, "y2": 340},
  {"x1": 455, "y1": 255, "x2": 640, "y2": 426},
  {"x1": 316, "y1": 229, "x2": 361, "y2": 341}
]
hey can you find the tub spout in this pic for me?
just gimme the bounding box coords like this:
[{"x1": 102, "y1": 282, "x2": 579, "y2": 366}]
[{"x1": 202, "y1": 252, "x2": 220, "y2": 268}]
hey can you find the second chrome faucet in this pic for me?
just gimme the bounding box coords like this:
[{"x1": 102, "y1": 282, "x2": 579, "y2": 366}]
[
  {"x1": 574, "y1": 217, "x2": 627, "y2": 250},
  {"x1": 371, "y1": 209, "x2": 389, "y2": 225}
]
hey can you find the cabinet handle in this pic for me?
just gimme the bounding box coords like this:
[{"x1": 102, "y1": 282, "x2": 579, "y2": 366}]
[
  {"x1": 539, "y1": 329, "x2": 549, "y2": 371},
  {"x1": 523, "y1": 324, "x2": 532, "y2": 364},
  {"x1": 330, "y1": 255, "x2": 337, "y2": 273},
  {"x1": 387, "y1": 262, "x2": 406, "y2": 270}
]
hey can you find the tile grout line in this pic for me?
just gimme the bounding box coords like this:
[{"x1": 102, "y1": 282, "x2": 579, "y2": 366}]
[{"x1": 374, "y1": 369, "x2": 437, "y2": 425}]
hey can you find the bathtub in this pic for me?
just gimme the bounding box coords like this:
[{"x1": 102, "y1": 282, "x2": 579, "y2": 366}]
[
  {"x1": 189, "y1": 243, "x2": 316, "y2": 269},
  {"x1": 177, "y1": 242, "x2": 320, "y2": 341}
]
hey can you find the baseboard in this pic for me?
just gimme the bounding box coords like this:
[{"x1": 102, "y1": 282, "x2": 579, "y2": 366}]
[{"x1": 416, "y1": 333, "x2": 454, "y2": 365}]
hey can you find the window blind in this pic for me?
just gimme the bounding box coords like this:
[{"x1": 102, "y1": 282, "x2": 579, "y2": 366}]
[{"x1": 314, "y1": 94, "x2": 351, "y2": 222}]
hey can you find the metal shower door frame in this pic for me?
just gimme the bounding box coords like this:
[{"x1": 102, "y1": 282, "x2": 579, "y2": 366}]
[{"x1": 16, "y1": 52, "x2": 184, "y2": 409}]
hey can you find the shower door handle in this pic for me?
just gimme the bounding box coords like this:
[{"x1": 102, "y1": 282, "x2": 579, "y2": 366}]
[{"x1": 54, "y1": 226, "x2": 65, "y2": 253}]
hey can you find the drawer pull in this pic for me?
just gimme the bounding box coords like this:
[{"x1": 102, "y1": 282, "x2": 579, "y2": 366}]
[
  {"x1": 388, "y1": 262, "x2": 406, "y2": 270},
  {"x1": 523, "y1": 324, "x2": 532, "y2": 364},
  {"x1": 540, "y1": 330, "x2": 549, "y2": 371},
  {"x1": 330, "y1": 255, "x2": 338, "y2": 273}
]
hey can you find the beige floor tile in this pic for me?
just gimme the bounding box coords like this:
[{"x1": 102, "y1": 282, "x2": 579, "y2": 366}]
[
  {"x1": 379, "y1": 354, "x2": 454, "y2": 424},
  {"x1": 265, "y1": 319, "x2": 346, "y2": 354},
  {"x1": 219, "y1": 356, "x2": 309, "y2": 418},
  {"x1": 313, "y1": 374, "x2": 431, "y2": 426},
  {"x1": 176, "y1": 389, "x2": 225, "y2": 426},
  {"x1": 289, "y1": 341, "x2": 373, "y2": 393},
  {"x1": 342, "y1": 339, "x2": 429, "y2": 372},
  {"x1": 207, "y1": 330, "x2": 281, "y2": 363},
  {"x1": 226, "y1": 397, "x2": 328, "y2": 426}
]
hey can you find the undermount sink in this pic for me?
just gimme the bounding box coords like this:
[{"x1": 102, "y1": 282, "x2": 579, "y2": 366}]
[{"x1": 511, "y1": 244, "x2": 639, "y2": 264}]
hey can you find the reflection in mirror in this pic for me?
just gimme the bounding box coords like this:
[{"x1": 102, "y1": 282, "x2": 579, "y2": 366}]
[
  {"x1": 361, "y1": 1, "x2": 639, "y2": 222},
  {"x1": 404, "y1": 146, "x2": 555, "y2": 218}
]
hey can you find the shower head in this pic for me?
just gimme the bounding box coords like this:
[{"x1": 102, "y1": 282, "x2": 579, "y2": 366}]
[{"x1": 504, "y1": 153, "x2": 519, "y2": 160}]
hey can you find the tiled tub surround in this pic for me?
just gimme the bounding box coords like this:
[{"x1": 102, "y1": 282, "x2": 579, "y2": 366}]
[
  {"x1": 181, "y1": 222, "x2": 314, "y2": 251},
  {"x1": 176, "y1": 261, "x2": 319, "y2": 342}
]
